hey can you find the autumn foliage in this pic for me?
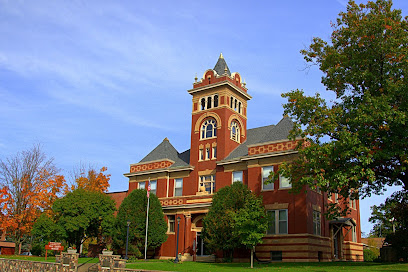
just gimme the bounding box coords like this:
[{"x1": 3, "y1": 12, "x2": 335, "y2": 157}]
[
  {"x1": 70, "y1": 166, "x2": 110, "y2": 193},
  {"x1": 0, "y1": 145, "x2": 67, "y2": 253}
]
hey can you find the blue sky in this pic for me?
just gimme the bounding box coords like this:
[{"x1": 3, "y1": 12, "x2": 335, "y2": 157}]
[{"x1": 1, "y1": 0, "x2": 407, "y2": 235}]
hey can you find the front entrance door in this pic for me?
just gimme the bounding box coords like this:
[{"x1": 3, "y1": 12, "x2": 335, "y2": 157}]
[{"x1": 196, "y1": 232, "x2": 210, "y2": 256}]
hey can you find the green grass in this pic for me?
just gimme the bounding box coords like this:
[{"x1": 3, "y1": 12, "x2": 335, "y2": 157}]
[
  {"x1": 125, "y1": 260, "x2": 408, "y2": 272},
  {"x1": 0, "y1": 255, "x2": 99, "y2": 264},
  {"x1": 2, "y1": 255, "x2": 407, "y2": 271}
]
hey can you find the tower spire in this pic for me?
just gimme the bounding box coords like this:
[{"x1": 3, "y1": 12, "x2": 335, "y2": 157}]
[{"x1": 213, "y1": 53, "x2": 230, "y2": 76}]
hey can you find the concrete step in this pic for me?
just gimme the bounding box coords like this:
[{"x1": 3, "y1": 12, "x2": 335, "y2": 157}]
[{"x1": 196, "y1": 255, "x2": 216, "y2": 263}]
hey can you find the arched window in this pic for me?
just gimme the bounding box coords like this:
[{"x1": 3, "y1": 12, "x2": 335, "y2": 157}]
[
  {"x1": 201, "y1": 119, "x2": 217, "y2": 139},
  {"x1": 214, "y1": 95, "x2": 218, "y2": 107},
  {"x1": 201, "y1": 98, "x2": 206, "y2": 110},
  {"x1": 207, "y1": 96, "x2": 212, "y2": 109},
  {"x1": 238, "y1": 102, "x2": 241, "y2": 114},
  {"x1": 231, "y1": 121, "x2": 240, "y2": 142},
  {"x1": 230, "y1": 97, "x2": 233, "y2": 108}
]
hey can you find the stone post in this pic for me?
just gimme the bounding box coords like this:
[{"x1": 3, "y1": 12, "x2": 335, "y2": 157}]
[
  {"x1": 99, "y1": 254, "x2": 125, "y2": 271},
  {"x1": 59, "y1": 252, "x2": 79, "y2": 272}
]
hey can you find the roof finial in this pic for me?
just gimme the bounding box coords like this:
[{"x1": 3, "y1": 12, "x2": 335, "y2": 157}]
[
  {"x1": 194, "y1": 73, "x2": 198, "y2": 82},
  {"x1": 243, "y1": 79, "x2": 246, "y2": 87},
  {"x1": 164, "y1": 137, "x2": 169, "y2": 142},
  {"x1": 219, "y1": 52, "x2": 224, "y2": 59}
]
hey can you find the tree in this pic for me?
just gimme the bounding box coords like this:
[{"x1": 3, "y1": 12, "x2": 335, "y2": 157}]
[
  {"x1": 373, "y1": 189, "x2": 408, "y2": 260},
  {"x1": 69, "y1": 163, "x2": 111, "y2": 193},
  {"x1": 0, "y1": 144, "x2": 67, "y2": 254},
  {"x1": 368, "y1": 201, "x2": 396, "y2": 237},
  {"x1": 113, "y1": 189, "x2": 167, "y2": 257},
  {"x1": 52, "y1": 188, "x2": 116, "y2": 251},
  {"x1": 202, "y1": 182, "x2": 267, "y2": 263},
  {"x1": 279, "y1": 0, "x2": 408, "y2": 215}
]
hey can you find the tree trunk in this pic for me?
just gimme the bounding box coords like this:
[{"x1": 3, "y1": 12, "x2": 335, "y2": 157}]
[{"x1": 251, "y1": 247, "x2": 254, "y2": 268}]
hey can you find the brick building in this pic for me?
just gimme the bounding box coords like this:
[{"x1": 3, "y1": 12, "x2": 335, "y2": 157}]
[{"x1": 109, "y1": 54, "x2": 363, "y2": 262}]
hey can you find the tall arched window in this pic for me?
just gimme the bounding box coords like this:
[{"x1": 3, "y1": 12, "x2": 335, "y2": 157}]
[
  {"x1": 201, "y1": 98, "x2": 206, "y2": 110},
  {"x1": 207, "y1": 96, "x2": 212, "y2": 109},
  {"x1": 201, "y1": 119, "x2": 217, "y2": 139},
  {"x1": 214, "y1": 95, "x2": 218, "y2": 107},
  {"x1": 230, "y1": 121, "x2": 240, "y2": 142}
]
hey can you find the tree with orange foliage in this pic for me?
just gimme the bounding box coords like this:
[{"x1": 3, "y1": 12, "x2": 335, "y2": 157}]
[
  {"x1": 0, "y1": 145, "x2": 67, "y2": 254},
  {"x1": 70, "y1": 163, "x2": 110, "y2": 193}
]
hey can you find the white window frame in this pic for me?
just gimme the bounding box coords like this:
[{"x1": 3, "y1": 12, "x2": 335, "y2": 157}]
[
  {"x1": 174, "y1": 178, "x2": 183, "y2": 197},
  {"x1": 200, "y1": 119, "x2": 217, "y2": 140},
  {"x1": 205, "y1": 148, "x2": 210, "y2": 160},
  {"x1": 200, "y1": 94, "x2": 219, "y2": 111},
  {"x1": 279, "y1": 174, "x2": 291, "y2": 189},
  {"x1": 230, "y1": 121, "x2": 240, "y2": 143},
  {"x1": 232, "y1": 171, "x2": 243, "y2": 183},
  {"x1": 167, "y1": 215, "x2": 175, "y2": 233},
  {"x1": 150, "y1": 180, "x2": 157, "y2": 195},
  {"x1": 199, "y1": 175, "x2": 215, "y2": 194},
  {"x1": 139, "y1": 182, "x2": 146, "y2": 190},
  {"x1": 313, "y1": 210, "x2": 321, "y2": 236},
  {"x1": 199, "y1": 148, "x2": 204, "y2": 161},
  {"x1": 266, "y1": 209, "x2": 288, "y2": 235},
  {"x1": 262, "y1": 166, "x2": 274, "y2": 191},
  {"x1": 212, "y1": 146, "x2": 217, "y2": 159},
  {"x1": 352, "y1": 225, "x2": 357, "y2": 242}
]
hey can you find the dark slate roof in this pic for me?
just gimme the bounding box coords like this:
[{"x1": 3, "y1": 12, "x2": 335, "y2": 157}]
[
  {"x1": 213, "y1": 53, "x2": 231, "y2": 76},
  {"x1": 223, "y1": 116, "x2": 294, "y2": 161},
  {"x1": 139, "y1": 138, "x2": 190, "y2": 168}
]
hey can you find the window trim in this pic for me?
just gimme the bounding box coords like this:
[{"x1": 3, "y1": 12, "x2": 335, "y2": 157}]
[
  {"x1": 139, "y1": 182, "x2": 146, "y2": 190},
  {"x1": 174, "y1": 178, "x2": 183, "y2": 197},
  {"x1": 279, "y1": 174, "x2": 291, "y2": 189},
  {"x1": 266, "y1": 209, "x2": 288, "y2": 235},
  {"x1": 262, "y1": 166, "x2": 274, "y2": 191},
  {"x1": 150, "y1": 180, "x2": 157, "y2": 195},
  {"x1": 199, "y1": 175, "x2": 216, "y2": 194},
  {"x1": 200, "y1": 119, "x2": 217, "y2": 140},
  {"x1": 232, "y1": 171, "x2": 243, "y2": 184},
  {"x1": 230, "y1": 121, "x2": 240, "y2": 143},
  {"x1": 313, "y1": 210, "x2": 321, "y2": 236},
  {"x1": 167, "y1": 215, "x2": 175, "y2": 233}
]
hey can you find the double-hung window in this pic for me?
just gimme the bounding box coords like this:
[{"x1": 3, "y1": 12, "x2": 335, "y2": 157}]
[
  {"x1": 279, "y1": 174, "x2": 291, "y2": 189},
  {"x1": 232, "y1": 171, "x2": 243, "y2": 183},
  {"x1": 150, "y1": 180, "x2": 157, "y2": 195},
  {"x1": 139, "y1": 182, "x2": 146, "y2": 190},
  {"x1": 266, "y1": 209, "x2": 288, "y2": 235},
  {"x1": 174, "y1": 178, "x2": 183, "y2": 197},
  {"x1": 262, "y1": 166, "x2": 274, "y2": 190},
  {"x1": 167, "y1": 215, "x2": 175, "y2": 233},
  {"x1": 199, "y1": 175, "x2": 215, "y2": 194},
  {"x1": 313, "y1": 210, "x2": 321, "y2": 236}
]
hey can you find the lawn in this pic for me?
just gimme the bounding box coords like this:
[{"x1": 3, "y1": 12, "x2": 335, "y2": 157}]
[
  {"x1": 125, "y1": 260, "x2": 408, "y2": 272},
  {"x1": 1, "y1": 256, "x2": 407, "y2": 271}
]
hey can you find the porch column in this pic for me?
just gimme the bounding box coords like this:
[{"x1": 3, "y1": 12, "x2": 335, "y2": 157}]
[{"x1": 184, "y1": 214, "x2": 193, "y2": 257}]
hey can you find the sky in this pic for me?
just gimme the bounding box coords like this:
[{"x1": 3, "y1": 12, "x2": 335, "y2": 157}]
[{"x1": 1, "y1": 0, "x2": 407, "y2": 236}]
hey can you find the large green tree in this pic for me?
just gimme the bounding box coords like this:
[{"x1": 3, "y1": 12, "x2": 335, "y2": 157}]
[
  {"x1": 113, "y1": 189, "x2": 167, "y2": 257},
  {"x1": 202, "y1": 182, "x2": 267, "y2": 263},
  {"x1": 52, "y1": 188, "x2": 116, "y2": 250},
  {"x1": 280, "y1": 0, "x2": 408, "y2": 215}
]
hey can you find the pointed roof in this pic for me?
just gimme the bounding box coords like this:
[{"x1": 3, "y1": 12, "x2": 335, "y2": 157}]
[
  {"x1": 213, "y1": 53, "x2": 231, "y2": 76},
  {"x1": 139, "y1": 138, "x2": 190, "y2": 167},
  {"x1": 222, "y1": 116, "x2": 294, "y2": 161}
]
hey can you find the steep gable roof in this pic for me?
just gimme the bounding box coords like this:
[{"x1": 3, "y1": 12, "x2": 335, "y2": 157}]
[{"x1": 140, "y1": 138, "x2": 190, "y2": 168}]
